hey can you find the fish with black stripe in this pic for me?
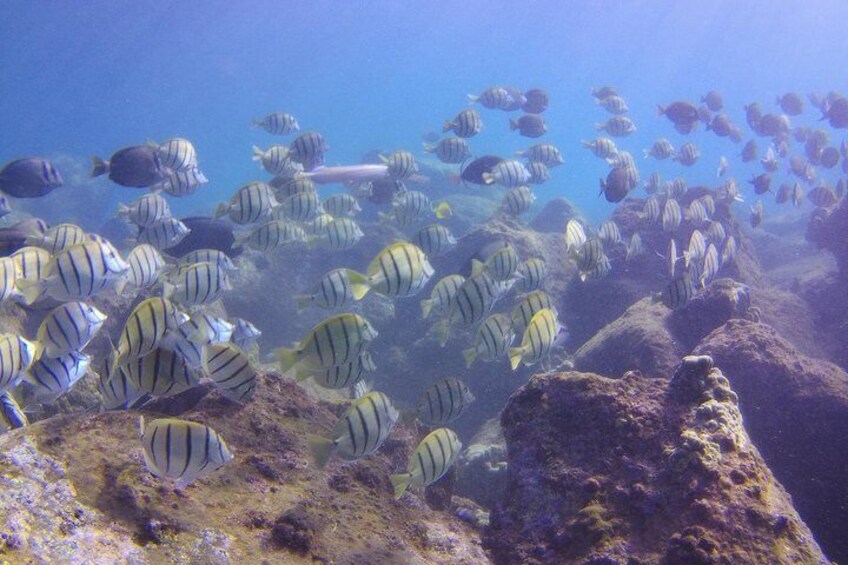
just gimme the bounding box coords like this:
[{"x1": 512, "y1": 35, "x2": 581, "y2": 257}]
[
  {"x1": 501, "y1": 185, "x2": 535, "y2": 216},
  {"x1": 25, "y1": 350, "x2": 91, "y2": 404},
  {"x1": 416, "y1": 378, "x2": 475, "y2": 426},
  {"x1": 321, "y1": 193, "x2": 361, "y2": 217},
  {"x1": 215, "y1": 182, "x2": 279, "y2": 225},
  {"x1": 276, "y1": 312, "x2": 378, "y2": 373},
  {"x1": 137, "y1": 217, "x2": 191, "y2": 250},
  {"x1": 126, "y1": 347, "x2": 198, "y2": 398},
  {"x1": 161, "y1": 313, "x2": 235, "y2": 369},
  {"x1": 423, "y1": 137, "x2": 471, "y2": 164},
  {"x1": 346, "y1": 242, "x2": 434, "y2": 300},
  {"x1": 138, "y1": 416, "x2": 234, "y2": 488},
  {"x1": 34, "y1": 301, "x2": 107, "y2": 358},
  {"x1": 16, "y1": 241, "x2": 129, "y2": 304},
  {"x1": 515, "y1": 258, "x2": 546, "y2": 292},
  {"x1": 381, "y1": 150, "x2": 419, "y2": 180},
  {"x1": 152, "y1": 166, "x2": 208, "y2": 197},
  {"x1": 517, "y1": 143, "x2": 564, "y2": 167},
  {"x1": 0, "y1": 334, "x2": 37, "y2": 394},
  {"x1": 308, "y1": 390, "x2": 399, "y2": 469},
  {"x1": 472, "y1": 243, "x2": 520, "y2": 282},
  {"x1": 232, "y1": 219, "x2": 308, "y2": 252},
  {"x1": 27, "y1": 223, "x2": 86, "y2": 254},
  {"x1": 275, "y1": 190, "x2": 322, "y2": 222},
  {"x1": 0, "y1": 257, "x2": 19, "y2": 303},
  {"x1": 295, "y1": 351, "x2": 376, "y2": 389},
  {"x1": 443, "y1": 109, "x2": 483, "y2": 138},
  {"x1": 202, "y1": 343, "x2": 257, "y2": 403},
  {"x1": 288, "y1": 132, "x2": 328, "y2": 168},
  {"x1": 231, "y1": 318, "x2": 261, "y2": 350},
  {"x1": 314, "y1": 217, "x2": 364, "y2": 250},
  {"x1": 117, "y1": 244, "x2": 167, "y2": 295},
  {"x1": 379, "y1": 190, "x2": 452, "y2": 227},
  {"x1": 658, "y1": 275, "x2": 697, "y2": 310},
  {"x1": 463, "y1": 313, "x2": 514, "y2": 367},
  {"x1": 390, "y1": 427, "x2": 462, "y2": 499},
  {"x1": 413, "y1": 224, "x2": 457, "y2": 257},
  {"x1": 0, "y1": 391, "x2": 28, "y2": 432},
  {"x1": 420, "y1": 274, "x2": 465, "y2": 320},
  {"x1": 163, "y1": 261, "x2": 231, "y2": 306},
  {"x1": 434, "y1": 270, "x2": 505, "y2": 346},
  {"x1": 482, "y1": 160, "x2": 531, "y2": 187},
  {"x1": 96, "y1": 360, "x2": 145, "y2": 411},
  {"x1": 510, "y1": 290, "x2": 557, "y2": 334},
  {"x1": 111, "y1": 297, "x2": 188, "y2": 372},
  {"x1": 295, "y1": 268, "x2": 357, "y2": 312},
  {"x1": 509, "y1": 308, "x2": 560, "y2": 370},
  {"x1": 177, "y1": 249, "x2": 237, "y2": 272},
  {"x1": 10, "y1": 246, "x2": 51, "y2": 304},
  {"x1": 151, "y1": 138, "x2": 197, "y2": 171},
  {"x1": 662, "y1": 198, "x2": 682, "y2": 233},
  {"x1": 251, "y1": 144, "x2": 291, "y2": 174},
  {"x1": 253, "y1": 112, "x2": 300, "y2": 135},
  {"x1": 117, "y1": 192, "x2": 171, "y2": 227}
]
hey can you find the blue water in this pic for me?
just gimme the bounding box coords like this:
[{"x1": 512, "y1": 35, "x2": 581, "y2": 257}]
[{"x1": 1, "y1": 1, "x2": 847, "y2": 224}]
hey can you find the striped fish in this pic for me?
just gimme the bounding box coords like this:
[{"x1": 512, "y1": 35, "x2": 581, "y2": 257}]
[
  {"x1": 700, "y1": 244, "x2": 720, "y2": 289},
  {"x1": 253, "y1": 112, "x2": 299, "y2": 135},
  {"x1": 252, "y1": 144, "x2": 291, "y2": 174},
  {"x1": 153, "y1": 166, "x2": 208, "y2": 197},
  {"x1": 177, "y1": 249, "x2": 236, "y2": 272},
  {"x1": 321, "y1": 193, "x2": 361, "y2": 217},
  {"x1": 163, "y1": 261, "x2": 231, "y2": 306},
  {"x1": 706, "y1": 221, "x2": 726, "y2": 245},
  {"x1": 27, "y1": 223, "x2": 86, "y2": 255},
  {"x1": 417, "y1": 378, "x2": 475, "y2": 426},
  {"x1": 413, "y1": 224, "x2": 457, "y2": 257},
  {"x1": 161, "y1": 313, "x2": 234, "y2": 369},
  {"x1": 581, "y1": 137, "x2": 618, "y2": 159},
  {"x1": 583, "y1": 255, "x2": 612, "y2": 281},
  {"x1": 233, "y1": 219, "x2": 308, "y2": 252},
  {"x1": 275, "y1": 313, "x2": 378, "y2": 373},
  {"x1": 598, "y1": 221, "x2": 622, "y2": 247},
  {"x1": 25, "y1": 351, "x2": 91, "y2": 404},
  {"x1": 443, "y1": 108, "x2": 483, "y2": 138},
  {"x1": 390, "y1": 427, "x2": 462, "y2": 499},
  {"x1": 231, "y1": 318, "x2": 261, "y2": 350},
  {"x1": 153, "y1": 138, "x2": 197, "y2": 170},
  {"x1": 501, "y1": 185, "x2": 535, "y2": 216},
  {"x1": 684, "y1": 230, "x2": 706, "y2": 267},
  {"x1": 482, "y1": 159, "x2": 530, "y2": 187},
  {"x1": 0, "y1": 391, "x2": 28, "y2": 432},
  {"x1": 435, "y1": 270, "x2": 502, "y2": 346},
  {"x1": 202, "y1": 343, "x2": 256, "y2": 403},
  {"x1": 517, "y1": 143, "x2": 564, "y2": 166},
  {"x1": 18, "y1": 239, "x2": 130, "y2": 304},
  {"x1": 645, "y1": 138, "x2": 675, "y2": 160},
  {"x1": 516, "y1": 258, "x2": 546, "y2": 293},
  {"x1": 381, "y1": 150, "x2": 419, "y2": 180},
  {"x1": 473, "y1": 244, "x2": 519, "y2": 282},
  {"x1": 699, "y1": 195, "x2": 716, "y2": 216},
  {"x1": 575, "y1": 238, "x2": 604, "y2": 273},
  {"x1": 295, "y1": 351, "x2": 376, "y2": 389},
  {"x1": 348, "y1": 242, "x2": 434, "y2": 300},
  {"x1": 316, "y1": 218, "x2": 363, "y2": 250},
  {"x1": 308, "y1": 391, "x2": 399, "y2": 469},
  {"x1": 276, "y1": 190, "x2": 322, "y2": 222},
  {"x1": 509, "y1": 308, "x2": 560, "y2": 370},
  {"x1": 35, "y1": 301, "x2": 107, "y2": 358},
  {"x1": 686, "y1": 199, "x2": 709, "y2": 227},
  {"x1": 526, "y1": 161, "x2": 550, "y2": 185},
  {"x1": 644, "y1": 172, "x2": 662, "y2": 195},
  {"x1": 96, "y1": 360, "x2": 145, "y2": 411},
  {"x1": 595, "y1": 116, "x2": 636, "y2": 137},
  {"x1": 138, "y1": 416, "x2": 234, "y2": 488},
  {"x1": 119, "y1": 244, "x2": 167, "y2": 294},
  {"x1": 721, "y1": 236, "x2": 738, "y2": 266},
  {"x1": 112, "y1": 297, "x2": 188, "y2": 371},
  {"x1": 420, "y1": 274, "x2": 465, "y2": 319},
  {"x1": 303, "y1": 213, "x2": 335, "y2": 236},
  {"x1": 295, "y1": 268, "x2": 356, "y2": 312},
  {"x1": 662, "y1": 198, "x2": 682, "y2": 232},
  {"x1": 643, "y1": 197, "x2": 661, "y2": 224},
  {"x1": 467, "y1": 86, "x2": 513, "y2": 109},
  {"x1": 423, "y1": 137, "x2": 471, "y2": 164},
  {"x1": 0, "y1": 256, "x2": 19, "y2": 303},
  {"x1": 666, "y1": 239, "x2": 680, "y2": 278},
  {"x1": 288, "y1": 132, "x2": 328, "y2": 167},
  {"x1": 215, "y1": 182, "x2": 279, "y2": 225},
  {"x1": 126, "y1": 347, "x2": 198, "y2": 398},
  {"x1": 10, "y1": 246, "x2": 51, "y2": 305},
  {"x1": 565, "y1": 220, "x2": 587, "y2": 255},
  {"x1": 660, "y1": 276, "x2": 697, "y2": 310},
  {"x1": 0, "y1": 334, "x2": 36, "y2": 394},
  {"x1": 137, "y1": 218, "x2": 190, "y2": 250},
  {"x1": 380, "y1": 191, "x2": 451, "y2": 227},
  {"x1": 510, "y1": 290, "x2": 557, "y2": 333},
  {"x1": 626, "y1": 233, "x2": 644, "y2": 262},
  {"x1": 271, "y1": 176, "x2": 315, "y2": 200},
  {"x1": 117, "y1": 192, "x2": 171, "y2": 227},
  {"x1": 463, "y1": 313, "x2": 514, "y2": 367}
]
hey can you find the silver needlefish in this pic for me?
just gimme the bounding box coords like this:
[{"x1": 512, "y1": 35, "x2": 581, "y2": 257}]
[
  {"x1": 295, "y1": 350, "x2": 377, "y2": 388},
  {"x1": 202, "y1": 343, "x2": 257, "y2": 403},
  {"x1": 35, "y1": 301, "x2": 106, "y2": 358},
  {"x1": 417, "y1": 378, "x2": 475, "y2": 426},
  {"x1": 139, "y1": 416, "x2": 234, "y2": 488},
  {"x1": 420, "y1": 274, "x2": 465, "y2": 320},
  {"x1": 308, "y1": 391, "x2": 399, "y2": 469},
  {"x1": 390, "y1": 427, "x2": 462, "y2": 499},
  {"x1": 463, "y1": 313, "x2": 514, "y2": 367}
]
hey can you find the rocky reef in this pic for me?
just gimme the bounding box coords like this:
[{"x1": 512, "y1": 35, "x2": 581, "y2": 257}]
[
  {"x1": 485, "y1": 356, "x2": 829, "y2": 564},
  {"x1": 0, "y1": 374, "x2": 488, "y2": 564}
]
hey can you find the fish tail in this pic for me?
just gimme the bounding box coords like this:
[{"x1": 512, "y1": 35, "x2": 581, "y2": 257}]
[
  {"x1": 481, "y1": 172, "x2": 495, "y2": 185},
  {"x1": 91, "y1": 156, "x2": 109, "y2": 177},
  {"x1": 434, "y1": 202, "x2": 452, "y2": 219},
  {"x1": 113, "y1": 275, "x2": 129, "y2": 297},
  {"x1": 344, "y1": 269, "x2": 371, "y2": 300},
  {"x1": 390, "y1": 472, "x2": 412, "y2": 499},
  {"x1": 642, "y1": 149, "x2": 650, "y2": 159},
  {"x1": 275, "y1": 346, "x2": 298, "y2": 374},
  {"x1": 307, "y1": 434, "x2": 336, "y2": 469},
  {"x1": 462, "y1": 347, "x2": 477, "y2": 368},
  {"x1": 116, "y1": 203, "x2": 130, "y2": 218},
  {"x1": 509, "y1": 346, "x2": 525, "y2": 370},
  {"x1": 162, "y1": 281, "x2": 176, "y2": 300},
  {"x1": 594, "y1": 122, "x2": 605, "y2": 131},
  {"x1": 422, "y1": 143, "x2": 434, "y2": 153},
  {"x1": 442, "y1": 120, "x2": 454, "y2": 133},
  {"x1": 294, "y1": 368, "x2": 312, "y2": 383},
  {"x1": 435, "y1": 319, "x2": 451, "y2": 347},
  {"x1": 294, "y1": 294, "x2": 313, "y2": 312},
  {"x1": 231, "y1": 231, "x2": 249, "y2": 250},
  {"x1": 657, "y1": 105, "x2": 665, "y2": 116},
  {"x1": 14, "y1": 278, "x2": 42, "y2": 306},
  {"x1": 251, "y1": 145, "x2": 264, "y2": 162},
  {"x1": 466, "y1": 94, "x2": 479, "y2": 104},
  {"x1": 470, "y1": 258, "x2": 486, "y2": 277},
  {"x1": 420, "y1": 298, "x2": 434, "y2": 319},
  {"x1": 213, "y1": 202, "x2": 229, "y2": 220},
  {"x1": 509, "y1": 119, "x2": 518, "y2": 131}
]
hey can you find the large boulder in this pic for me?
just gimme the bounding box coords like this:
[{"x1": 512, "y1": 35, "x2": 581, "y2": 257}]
[
  {"x1": 694, "y1": 319, "x2": 848, "y2": 563},
  {"x1": 485, "y1": 356, "x2": 828, "y2": 564}
]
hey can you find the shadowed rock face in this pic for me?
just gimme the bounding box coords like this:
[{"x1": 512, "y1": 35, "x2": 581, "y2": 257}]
[
  {"x1": 485, "y1": 356, "x2": 828, "y2": 565},
  {"x1": 694, "y1": 319, "x2": 848, "y2": 564}
]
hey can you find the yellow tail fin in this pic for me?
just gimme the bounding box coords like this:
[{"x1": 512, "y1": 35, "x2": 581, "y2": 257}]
[
  {"x1": 275, "y1": 347, "x2": 299, "y2": 374},
  {"x1": 390, "y1": 472, "x2": 412, "y2": 499},
  {"x1": 14, "y1": 278, "x2": 43, "y2": 306},
  {"x1": 213, "y1": 202, "x2": 229, "y2": 220},
  {"x1": 435, "y1": 319, "x2": 451, "y2": 348},
  {"x1": 434, "y1": 202, "x2": 452, "y2": 219},
  {"x1": 307, "y1": 434, "x2": 336, "y2": 469},
  {"x1": 462, "y1": 347, "x2": 477, "y2": 368},
  {"x1": 420, "y1": 298, "x2": 434, "y2": 319},
  {"x1": 345, "y1": 270, "x2": 371, "y2": 301},
  {"x1": 294, "y1": 294, "x2": 313, "y2": 312},
  {"x1": 509, "y1": 346, "x2": 525, "y2": 371},
  {"x1": 470, "y1": 258, "x2": 486, "y2": 277}
]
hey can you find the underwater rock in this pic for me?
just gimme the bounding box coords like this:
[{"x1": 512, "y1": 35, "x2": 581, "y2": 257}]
[
  {"x1": 485, "y1": 356, "x2": 828, "y2": 564},
  {"x1": 0, "y1": 374, "x2": 489, "y2": 564},
  {"x1": 807, "y1": 196, "x2": 848, "y2": 274},
  {"x1": 455, "y1": 417, "x2": 507, "y2": 509},
  {"x1": 528, "y1": 197, "x2": 583, "y2": 233},
  {"x1": 694, "y1": 319, "x2": 848, "y2": 563}
]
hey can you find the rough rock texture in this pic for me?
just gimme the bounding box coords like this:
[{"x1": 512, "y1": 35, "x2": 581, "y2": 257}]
[
  {"x1": 694, "y1": 319, "x2": 848, "y2": 563},
  {"x1": 485, "y1": 356, "x2": 828, "y2": 565},
  {"x1": 456, "y1": 418, "x2": 507, "y2": 510},
  {"x1": 528, "y1": 197, "x2": 583, "y2": 234},
  {"x1": 0, "y1": 375, "x2": 489, "y2": 564}
]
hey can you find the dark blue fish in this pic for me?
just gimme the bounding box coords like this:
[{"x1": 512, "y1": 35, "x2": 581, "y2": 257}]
[
  {"x1": 165, "y1": 217, "x2": 241, "y2": 258},
  {"x1": 0, "y1": 218, "x2": 48, "y2": 256},
  {"x1": 91, "y1": 145, "x2": 165, "y2": 188},
  {"x1": 522, "y1": 88, "x2": 549, "y2": 113},
  {"x1": 458, "y1": 156, "x2": 503, "y2": 186},
  {"x1": 0, "y1": 157, "x2": 63, "y2": 198}
]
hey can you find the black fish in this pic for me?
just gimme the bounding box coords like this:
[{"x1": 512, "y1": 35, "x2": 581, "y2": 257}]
[
  {"x1": 458, "y1": 156, "x2": 503, "y2": 186},
  {"x1": 599, "y1": 166, "x2": 631, "y2": 203},
  {"x1": 0, "y1": 218, "x2": 48, "y2": 256},
  {"x1": 522, "y1": 88, "x2": 549, "y2": 113},
  {"x1": 91, "y1": 145, "x2": 165, "y2": 188},
  {"x1": 165, "y1": 217, "x2": 241, "y2": 258},
  {"x1": 509, "y1": 114, "x2": 547, "y2": 138},
  {"x1": 0, "y1": 158, "x2": 63, "y2": 198},
  {"x1": 367, "y1": 178, "x2": 405, "y2": 205}
]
